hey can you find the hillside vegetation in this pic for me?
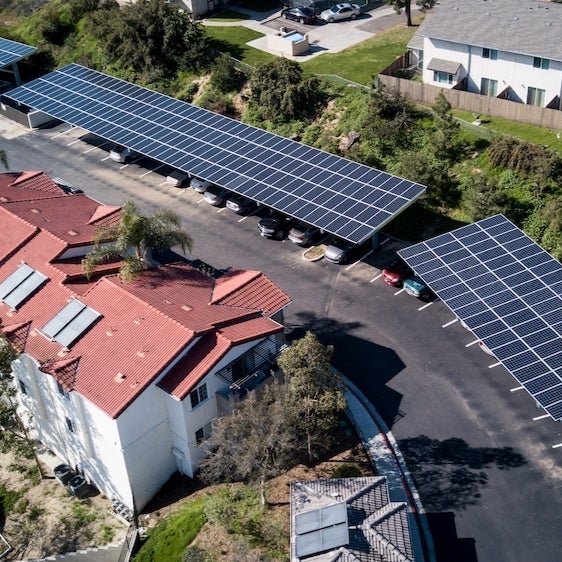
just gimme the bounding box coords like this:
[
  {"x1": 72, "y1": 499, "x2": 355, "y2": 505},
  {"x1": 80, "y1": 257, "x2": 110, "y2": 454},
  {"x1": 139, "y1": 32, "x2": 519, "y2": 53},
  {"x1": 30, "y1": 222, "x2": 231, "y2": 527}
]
[{"x1": 1, "y1": 0, "x2": 561, "y2": 256}]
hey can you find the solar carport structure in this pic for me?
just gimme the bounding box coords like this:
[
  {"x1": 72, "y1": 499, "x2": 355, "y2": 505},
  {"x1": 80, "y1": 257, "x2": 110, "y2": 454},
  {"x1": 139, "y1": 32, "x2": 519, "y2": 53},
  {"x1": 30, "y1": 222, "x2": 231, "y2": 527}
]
[
  {"x1": 398, "y1": 215, "x2": 562, "y2": 421},
  {"x1": 3, "y1": 63, "x2": 425, "y2": 245},
  {"x1": 0, "y1": 37, "x2": 36, "y2": 86}
]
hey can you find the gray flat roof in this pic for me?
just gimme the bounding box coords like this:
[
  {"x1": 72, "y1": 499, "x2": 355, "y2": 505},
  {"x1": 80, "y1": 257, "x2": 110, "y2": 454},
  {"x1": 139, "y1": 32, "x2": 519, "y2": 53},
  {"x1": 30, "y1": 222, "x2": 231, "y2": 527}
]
[
  {"x1": 3, "y1": 64, "x2": 426, "y2": 245},
  {"x1": 426, "y1": 58, "x2": 461, "y2": 75},
  {"x1": 416, "y1": 0, "x2": 562, "y2": 62}
]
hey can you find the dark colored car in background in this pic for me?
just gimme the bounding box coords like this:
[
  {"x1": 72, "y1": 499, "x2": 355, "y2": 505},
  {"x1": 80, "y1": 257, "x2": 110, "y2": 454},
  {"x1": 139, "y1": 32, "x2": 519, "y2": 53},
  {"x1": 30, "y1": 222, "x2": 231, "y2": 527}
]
[
  {"x1": 281, "y1": 6, "x2": 317, "y2": 25},
  {"x1": 258, "y1": 212, "x2": 295, "y2": 239}
]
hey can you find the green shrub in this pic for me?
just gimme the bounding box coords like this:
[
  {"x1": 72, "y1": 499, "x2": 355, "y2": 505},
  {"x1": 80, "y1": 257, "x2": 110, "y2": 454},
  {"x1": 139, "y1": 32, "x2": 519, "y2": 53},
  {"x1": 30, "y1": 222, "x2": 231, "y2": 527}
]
[{"x1": 330, "y1": 463, "x2": 363, "y2": 479}]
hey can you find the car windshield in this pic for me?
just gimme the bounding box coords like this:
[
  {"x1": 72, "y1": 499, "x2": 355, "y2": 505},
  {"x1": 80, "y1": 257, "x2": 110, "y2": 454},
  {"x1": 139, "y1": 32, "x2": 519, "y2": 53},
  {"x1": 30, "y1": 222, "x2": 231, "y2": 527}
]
[{"x1": 330, "y1": 6, "x2": 339, "y2": 13}]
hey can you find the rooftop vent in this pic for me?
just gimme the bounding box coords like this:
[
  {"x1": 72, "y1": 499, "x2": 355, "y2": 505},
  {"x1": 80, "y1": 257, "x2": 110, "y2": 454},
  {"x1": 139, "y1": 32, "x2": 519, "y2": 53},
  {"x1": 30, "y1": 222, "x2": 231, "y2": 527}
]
[{"x1": 115, "y1": 372, "x2": 126, "y2": 383}]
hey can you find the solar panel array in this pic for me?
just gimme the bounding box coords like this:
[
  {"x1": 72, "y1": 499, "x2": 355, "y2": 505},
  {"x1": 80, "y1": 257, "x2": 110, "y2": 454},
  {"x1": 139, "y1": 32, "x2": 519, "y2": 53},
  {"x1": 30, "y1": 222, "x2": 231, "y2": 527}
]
[
  {"x1": 0, "y1": 263, "x2": 47, "y2": 310},
  {"x1": 0, "y1": 37, "x2": 36, "y2": 68},
  {"x1": 4, "y1": 64, "x2": 425, "y2": 244},
  {"x1": 398, "y1": 215, "x2": 562, "y2": 421}
]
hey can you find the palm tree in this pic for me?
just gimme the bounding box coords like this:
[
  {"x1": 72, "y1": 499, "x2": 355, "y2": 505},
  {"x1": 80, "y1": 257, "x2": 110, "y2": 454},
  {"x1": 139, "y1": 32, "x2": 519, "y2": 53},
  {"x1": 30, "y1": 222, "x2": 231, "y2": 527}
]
[{"x1": 82, "y1": 200, "x2": 193, "y2": 281}]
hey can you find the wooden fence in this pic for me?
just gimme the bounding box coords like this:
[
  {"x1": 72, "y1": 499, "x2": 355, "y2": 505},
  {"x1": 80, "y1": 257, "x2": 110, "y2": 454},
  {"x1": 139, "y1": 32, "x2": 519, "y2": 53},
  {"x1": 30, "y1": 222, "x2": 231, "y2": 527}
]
[{"x1": 378, "y1": 65, "x2": 562, "y2": 131}]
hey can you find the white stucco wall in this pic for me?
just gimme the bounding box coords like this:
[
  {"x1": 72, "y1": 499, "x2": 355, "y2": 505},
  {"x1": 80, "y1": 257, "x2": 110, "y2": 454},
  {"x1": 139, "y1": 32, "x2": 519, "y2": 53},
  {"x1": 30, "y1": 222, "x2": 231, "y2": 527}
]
[{"x1": 422, "y1": 37, "x2": 562, "y2": 106}]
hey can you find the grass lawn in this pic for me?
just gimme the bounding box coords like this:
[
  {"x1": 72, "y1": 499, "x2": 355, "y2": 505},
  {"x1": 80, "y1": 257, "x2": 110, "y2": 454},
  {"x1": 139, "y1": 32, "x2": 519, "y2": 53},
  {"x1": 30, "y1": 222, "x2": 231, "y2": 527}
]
[
  {"x1": 205, "y1": 26, "x2": 277, "y2": 67},
  {"x1": 452, "y1": 109, "x2": 562, "y2": 153},
  {"x1": 301, "y1": 22, "x2": 418, "y2": 85}
]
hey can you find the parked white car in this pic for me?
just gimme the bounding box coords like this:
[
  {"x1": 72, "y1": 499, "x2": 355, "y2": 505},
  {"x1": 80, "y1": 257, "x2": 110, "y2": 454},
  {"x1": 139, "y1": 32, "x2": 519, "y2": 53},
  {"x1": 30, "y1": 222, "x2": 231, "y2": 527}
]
[{"x1": 320, "y1": 3, "x2": 361, "y2": 23}]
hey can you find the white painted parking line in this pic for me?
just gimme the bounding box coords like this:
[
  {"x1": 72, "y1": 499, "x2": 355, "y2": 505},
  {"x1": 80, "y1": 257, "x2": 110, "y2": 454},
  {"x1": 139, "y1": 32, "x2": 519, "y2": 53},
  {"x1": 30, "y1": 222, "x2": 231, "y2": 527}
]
[
  {"x1": 533, "y1": 414, "x2": 550, "y2": 421},
  {"x1": 380, "y1": 237, "x2": 390, "y2": 246},
  {"x1": 418, "y1": 301, "x2": 434, "y2": 311},
  {"x1": 510, "y1": 386, "x2": 524, "y2": 392},
  {"x1": 119, "y1": 163, "x2": 131, "y2": 170},
  {"x1": 465, "y1": 339, "x2": 479, "y2": 347},
  {"x1": 488, "y1": 362, "x2": 501, "y2": 368},
  {"x1": 442, "y1": 318, "x2": 458, "y2": 328},
  {"x1": 140, "y1": 164, "x2": 166, "y2": 178},
  {"x1": 101, "y1": 156, "x2": 111, "y2": 161},
  {"x1": 394, "y1": 288, "x2": 405, "y2": 296},
  {"x1": 159, "y1": 180, "x2": 168, "y2": 187},
  {"x1": 552, "y1": 442, "x2": 562, "y2": 449},
  {"x1": 84, "y1": 143, "x2": 108, "y2": 153},
  {"x1": 369, "y1": 273, "x2": 382, "y2": 283},
  {"x1": 345, "y1": 250, "x2": 374, "y2": 271},
  {"x1": 66, "y1": 139, "x2": 81, "y2": 146},
  {"x1": 217, "y1": 207, "x2": 226, "y2": 213},
  {"x1": 53, "y1": 127, "x2": 74, "y2": 139}
]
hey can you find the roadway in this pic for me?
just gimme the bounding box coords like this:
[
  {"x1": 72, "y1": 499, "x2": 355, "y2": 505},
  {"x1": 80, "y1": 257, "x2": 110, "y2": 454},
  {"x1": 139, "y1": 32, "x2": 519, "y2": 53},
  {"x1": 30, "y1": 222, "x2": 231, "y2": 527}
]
[{"x1": 1, "y1": 122, "x2": 561, "y2": 562}]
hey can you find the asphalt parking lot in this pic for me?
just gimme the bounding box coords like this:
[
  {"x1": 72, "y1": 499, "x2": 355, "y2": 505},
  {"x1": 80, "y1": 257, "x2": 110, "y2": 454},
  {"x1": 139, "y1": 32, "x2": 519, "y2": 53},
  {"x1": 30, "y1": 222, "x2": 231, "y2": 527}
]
[{"x1": 1, "y1": 122, "x2": 561, "y2": 562}]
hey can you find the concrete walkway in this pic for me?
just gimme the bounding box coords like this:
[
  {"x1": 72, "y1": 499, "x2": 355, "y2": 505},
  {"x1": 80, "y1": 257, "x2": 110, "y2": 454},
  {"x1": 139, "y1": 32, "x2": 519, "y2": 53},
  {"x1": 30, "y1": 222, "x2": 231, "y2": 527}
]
[
  {"x1": 201, "y1": 4, "x2": 414, "y2": 61},
  {"x1": 344, "y1": 376, "x2": 436, "y2": 562}
]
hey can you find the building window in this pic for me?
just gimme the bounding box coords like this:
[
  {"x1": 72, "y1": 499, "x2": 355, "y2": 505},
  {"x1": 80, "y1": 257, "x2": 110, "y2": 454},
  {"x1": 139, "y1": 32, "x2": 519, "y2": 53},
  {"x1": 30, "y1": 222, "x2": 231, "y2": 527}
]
[
  {"x1": 18, "y1": 379, "x2": 28, "y2": 395},
  {"x1": 195, "y1": 422, "x2": 212, "y2": 445},
  {"x1": 481, "y1": 78, "x2": 498, "y2": 97},
  {"x1": 433, "y1": 71, "x2": 453, "y2": 85},
  {"x1": 533, "y1": 57, "x2": 549, "y2": 70},
  {"x1": 527, "y1": 87, "x2": 545, "y2": 107},
  {"x1": 65, "y1": 417, "x2": 74, "y2": 433},
  {"x1": 190, "y1": 383, "x2": 208, "y2": 409},
  {"x1": 482, "y1": 48, "x2": 498, "y2": 60},
  {"x1": 57, "y1": 381, "x2": 69, "y2": 399}
]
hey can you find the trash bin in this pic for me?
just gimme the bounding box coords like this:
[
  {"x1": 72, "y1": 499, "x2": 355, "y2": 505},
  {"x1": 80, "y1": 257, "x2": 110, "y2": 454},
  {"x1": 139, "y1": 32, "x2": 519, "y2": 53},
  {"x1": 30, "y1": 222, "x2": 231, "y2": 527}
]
[
  {"x1": 68, "y1": 475, "x2": 89, "y2": 498},
  {"x1": 54, "y1": 464, "x2": 74, "y2": 485}
]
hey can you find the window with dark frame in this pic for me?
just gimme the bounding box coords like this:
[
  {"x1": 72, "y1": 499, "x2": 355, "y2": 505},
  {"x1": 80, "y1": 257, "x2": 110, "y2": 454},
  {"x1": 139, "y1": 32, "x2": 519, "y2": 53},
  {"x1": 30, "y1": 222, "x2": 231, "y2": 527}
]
[
  {"x1": 65, "y1": 417, "x2": 74, "y2": 433},
  {"x1": 483, "y1": 48, "x2": 498, "y2": 60},
  {"x1": 57, "y1": 381, "x2": 69, "y2": 398},
  {"x1": 195, "y1": 422, "x2": 212, "y2": 445},
  {"x1": 533, "y1": 57, "x2": 549, "y2": 70},
  {"x1": 18, "y1": 379, "x2": 28, "y2": 395},
  {"x1": 189, "y1": 383, "x2": 208, "y2": 409}
]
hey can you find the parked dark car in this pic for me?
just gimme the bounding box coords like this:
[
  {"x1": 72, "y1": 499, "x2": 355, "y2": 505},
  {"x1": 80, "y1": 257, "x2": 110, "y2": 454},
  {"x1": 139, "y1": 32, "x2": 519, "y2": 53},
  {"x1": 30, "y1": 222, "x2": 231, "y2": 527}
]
[
  {"x1": 225, "y1": 194, "x2": 256, "y2": 215},
  {"x1": 68, "y1": 474, "x2": 89, "y2": 498},
  {"x1": 281, "y1": 6, "x2": 317, "y2": 25},
  {"x1": 54, "y1": 464, "x2": 74, "y2": 485},
  {"x1": 288, "y1": 223, "x2": 322, "y2": 246},
  {"x1": 382, "y1": 259, "x2": 411, "y2": 287},
  {"x1": 203, "y1": 185, "x2": 228, "y2": 206},
  {"x1": 258, "y1": 212, "x2": 295, "y2": 239}
]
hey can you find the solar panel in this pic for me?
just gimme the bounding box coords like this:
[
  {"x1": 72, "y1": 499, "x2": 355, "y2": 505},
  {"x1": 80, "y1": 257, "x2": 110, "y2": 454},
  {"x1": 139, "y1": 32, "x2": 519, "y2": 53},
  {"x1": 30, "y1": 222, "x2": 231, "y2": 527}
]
[
  {"x1": 0, "y1": 37, "x2": 36, "y2": 68},
  {"x1": 41, "y1": 298, "x2": 101, "y2": 348},
  {"x1": 3, "y1": 64, "x2": 425, "y2": 244},
  {"x1": 0, "y1": 263, "x2": 48, "y2": 309},
  {"x1": 398, "y1": 214, "x2": 562, "y2": 421}
]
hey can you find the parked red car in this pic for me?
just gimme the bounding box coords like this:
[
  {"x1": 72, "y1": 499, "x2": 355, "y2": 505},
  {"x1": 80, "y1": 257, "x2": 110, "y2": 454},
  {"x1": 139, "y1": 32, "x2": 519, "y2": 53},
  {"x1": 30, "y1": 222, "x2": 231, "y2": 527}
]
[{"x1": 382, "y1": 259, "x2": 411, "y2": 286}]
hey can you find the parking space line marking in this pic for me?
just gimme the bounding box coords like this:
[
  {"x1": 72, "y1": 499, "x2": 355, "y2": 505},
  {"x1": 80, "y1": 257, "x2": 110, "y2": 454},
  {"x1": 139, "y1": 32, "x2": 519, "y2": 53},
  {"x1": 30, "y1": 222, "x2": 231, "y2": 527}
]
[
  {"x1": 369, "y1": 273, "x2": 382, "y2": 283},
  {"x1": 159, "y1": 180, "x2": 168, "y2": 186},
  {"x1": 101, "y1": 156, "x2": 110, "y2": 161},
  {"x1": 394, "y1": 288, "x2": 405, "y2": 296},
  {"x1": 141, "y1": 164, "x2": 165, "y2": 178},
  {"x1": 345, "y1": 250, "x2": 374, "y2": 271},
  {"x1": 552, "y1": 443, "x2": 562, "y2": 449},
  {"x1": 533, "y1": 414, "x2": 550, "y2": 421},
  {"x1": 418, "y1": 301, "x2": 434, "y2": 311},
  {"x1": 465, "y1": 339, "x2": 479, "y2": 347},
  {"x1": 84, "y1": 143, "x2": 107, "y2": 153},
  {"x1": 380, "y1": 237, "x2": 390, "y2": 246},
  {"x1": 217, "y1": 207, "x2": 226, "y2": 213},
  {"x1": 488, "y1": 362, "x2": 501, "y2": 368},
  {"x1": 510, "y1": 386, "x2": 524, "y2": 392},
  {"x1": 442, "y1": 318, "x2": 458, "y2": 328},
  {"x1": 66, "y1": 139, "x2": 81, "y2": 146},
  {"x1": 53, "y1": 128, "x2": 74, "y2": 138},
  {"x1": 119, "y1": 163, "x2": 130, "y2": 170}
]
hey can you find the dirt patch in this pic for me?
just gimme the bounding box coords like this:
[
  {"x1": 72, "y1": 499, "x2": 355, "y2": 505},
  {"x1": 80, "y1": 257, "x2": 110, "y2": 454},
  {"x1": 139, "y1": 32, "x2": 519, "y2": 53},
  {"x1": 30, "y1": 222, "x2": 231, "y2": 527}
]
[{"x1": 0, "y1": 451, "x2": 127, "y2": 561}]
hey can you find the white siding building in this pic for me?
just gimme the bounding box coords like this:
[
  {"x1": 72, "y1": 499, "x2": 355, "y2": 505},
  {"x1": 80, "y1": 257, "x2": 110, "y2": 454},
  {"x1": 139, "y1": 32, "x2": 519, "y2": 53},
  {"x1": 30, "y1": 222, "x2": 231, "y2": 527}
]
[{"x1": 409, "y1": 0, "x2": 562, "y2": 109}]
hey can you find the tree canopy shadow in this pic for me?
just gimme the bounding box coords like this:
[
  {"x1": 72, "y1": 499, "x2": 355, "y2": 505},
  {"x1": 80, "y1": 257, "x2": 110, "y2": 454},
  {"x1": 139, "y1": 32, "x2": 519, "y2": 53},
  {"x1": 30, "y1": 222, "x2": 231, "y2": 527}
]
[
  {"x1": 398, "y1": 435, "x2": 527, "y2": 512},
  {"x1": 287, "y1": 311, "x2": 406, "y2": 428}
]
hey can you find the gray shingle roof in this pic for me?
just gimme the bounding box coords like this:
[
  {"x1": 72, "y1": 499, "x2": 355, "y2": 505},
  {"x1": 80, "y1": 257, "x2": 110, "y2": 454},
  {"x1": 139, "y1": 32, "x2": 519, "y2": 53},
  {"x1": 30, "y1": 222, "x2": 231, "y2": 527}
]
[
  {"x1": 415, "y1": 0, "x2": 562, "y2": 62},
  {"x1": 426, "y1": 58, "x2": 462, "y2": 74}
]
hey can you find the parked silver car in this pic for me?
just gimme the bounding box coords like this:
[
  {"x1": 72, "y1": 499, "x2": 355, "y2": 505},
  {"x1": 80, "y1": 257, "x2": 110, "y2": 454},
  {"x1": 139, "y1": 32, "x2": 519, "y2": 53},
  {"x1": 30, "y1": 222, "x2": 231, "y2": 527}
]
[
  {"x1": 203, "y1": 185, "x2": 228, "y2": 206},
  {"x1": 320, "y1": 3, "x2": 361, "y2": 23},
  {"x1": 109, "y1": 146, "x2": 135, "y2": 163}
]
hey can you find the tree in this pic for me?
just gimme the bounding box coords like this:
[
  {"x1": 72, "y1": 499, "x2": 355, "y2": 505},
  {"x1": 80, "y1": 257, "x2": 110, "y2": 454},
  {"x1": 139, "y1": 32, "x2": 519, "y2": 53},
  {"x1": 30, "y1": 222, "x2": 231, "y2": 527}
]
[
  {"x1": 0, "y1": 335, "x2": 44, "y2": 479},
  {"x1": 82, "y1": 200, "x2": 193, "y2": 281},
  {"x1": 431, "y1": 91, "x2": 462, "y2": 162},
  {"x1": 199, "y1": 379, "x2": 299, "y2": 505},
  {"x1": 386, "y1": 0, "x2": 436, "y2": 27},
  {"x1": 278, "y1": 331, "x2": 347, "y2": 464},
  {"x1": 89, "y1": 0, "x2": 209, "y2": 79},
  {"x1": 210, "y1": 54, "x2": 247, "y2": 94},
  {"x1": 249, "y1": 58, "x2": 324, "y2": 123}
]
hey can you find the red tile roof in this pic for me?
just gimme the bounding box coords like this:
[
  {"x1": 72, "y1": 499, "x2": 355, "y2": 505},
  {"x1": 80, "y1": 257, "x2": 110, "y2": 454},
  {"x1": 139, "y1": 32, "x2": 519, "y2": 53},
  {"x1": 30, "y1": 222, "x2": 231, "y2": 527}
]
[
  {"x1": 0, "y1": 171, "x2": 62, "y2": 199},
  {"x1": 212, "y1": 269, "x2": 291, "y2": 315},
  {"x1": 0, "y1": 173, "x2": 290, "y2": 418},
  {"x1": 158, "y1": 316, "x2": 283, "y2": 399}
]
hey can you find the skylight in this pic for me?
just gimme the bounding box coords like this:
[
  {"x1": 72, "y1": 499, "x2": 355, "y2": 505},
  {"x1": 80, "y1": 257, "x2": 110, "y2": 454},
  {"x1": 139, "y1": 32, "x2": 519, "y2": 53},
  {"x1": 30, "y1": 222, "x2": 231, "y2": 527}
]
[
  {"x1": 0, "y1": 263, "x2": 48, "y2": 309},
  {"x1": 41, "y1": 298, "x2": 101, "y2": 348}
]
